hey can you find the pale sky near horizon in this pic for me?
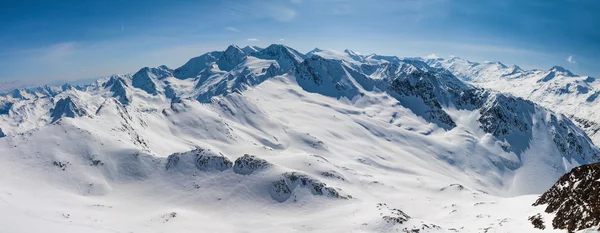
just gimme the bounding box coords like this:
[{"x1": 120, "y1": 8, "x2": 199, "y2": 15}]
[{"x1": 1, "y1": 0, "x2": 599, "y2": 83}]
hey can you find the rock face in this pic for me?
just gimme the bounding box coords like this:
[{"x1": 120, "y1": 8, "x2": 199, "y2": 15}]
[
  {"x1": 232, "y1": 154, "x2": 272, "y2": 175},
  {"x1": 294, "y1": 56, "x2": 365, "y2": 98},
  {"x1": 0, "y1": 101, "x2": 12, "y2": 115},
  {"x1": 216, "y1": 45, "x2": 247, "y2": 71},
  {"x1": 50, "y1": 97, "x2": 87, "y2": 123},
  {"x1": 0, "y1": 127, "x2": 5, "y2": 138},
  {"x1": 253, "y1": 44, "x2": 306, "y2": 71},
  {"x1": 386, "y1": 69, "x2": 461, "y2": 130},
  {"x1": 532, "y1": 162, "x2": 600, "y2": 232},
  {"x1": 241, "y1": 45, "x2": 262, "y2": 54},
  {"x1": 104, "y1": 76, "x2": 130, "y2": 104},
  {"x1": 478, "y1": 93, "x2": 535, "y2": 154},
  {"x1": 165, "y1": 148, "x2": 233, "y2": 172},
  {"x1": 270, "y1": 172, "x2": 350, "y2": 202},
  {"x1": 132, "y1": 66, "x2": 171, "y2": 95}
]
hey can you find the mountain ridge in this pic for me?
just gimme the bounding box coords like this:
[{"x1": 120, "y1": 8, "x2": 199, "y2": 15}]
[{"x1": 0, "y1": 44, "x2": 598, "y2": 232}]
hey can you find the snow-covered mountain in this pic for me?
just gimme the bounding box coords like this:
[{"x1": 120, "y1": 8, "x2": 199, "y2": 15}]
[
  {"x1": 425, "y1": 56, "x2": 600, "y2": 145},
  {"x1": 0, "y1": 45, "x2": 597, "y2": 232}
]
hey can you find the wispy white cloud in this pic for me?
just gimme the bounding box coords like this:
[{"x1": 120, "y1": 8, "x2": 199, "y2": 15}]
[
  {"x1": 279, "y1": 39, "x2": 285, "y2": 41},
  {"x1": 40, "y1": 42, "x2": 77, "y2": 62},
  {"x1": 567, "y1": 55, "x2": 577, "y2": 64},
  {"x1": 268, "y1": 6, "x2": 296, "y2": 22},
  {"x1": 225, "y1": 26, "x2": 241, "y2": 33},
  {"x1": 247, "y1": 38, "x2": 259, "y2": 42}
]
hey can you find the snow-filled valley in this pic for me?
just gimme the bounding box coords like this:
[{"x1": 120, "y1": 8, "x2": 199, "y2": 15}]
[{"x1": 0, "y1": 44, "x2": 597, "y2": 232}]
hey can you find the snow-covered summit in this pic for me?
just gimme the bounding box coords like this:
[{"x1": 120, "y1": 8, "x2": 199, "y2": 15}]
[
  {"x1": 0, "y1": 45, "x2": 598, "y2": 233},
  {"x1": 241, "y1": 45, "x2": 263, "y2": 54}
]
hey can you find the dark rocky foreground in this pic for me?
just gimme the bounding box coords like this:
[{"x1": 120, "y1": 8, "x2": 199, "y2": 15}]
[{"x1": 531, "y1": 162, "x2": 600, "y2": 232}]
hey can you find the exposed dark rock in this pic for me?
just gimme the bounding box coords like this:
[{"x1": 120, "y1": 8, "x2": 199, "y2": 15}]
[
  {"x1": 50, "y1": 97, "x2": 87, "y2": 123},
  {"x1": 477, "y1": 93, "x2": 535, "y2": 155},
  {"x1": 587, "y1": 91, "x2": 600, "y2": 102},
  {"x1": 233, "y1": 154, "x2": 271, "y2": 175},
  {"x1": 105, "y1": 76, "x2": 130, "y2": 104},
  {"x1": 528, "y1": 214, "x2": 545, "y2": 230},
  {"x1": 253, "y1": 44, "x2": 306, "y2": 71},
  {"x1": 166, "y1": 148, "x2": 232, "y2": 172},
  {"x1": 270, "y1": 171, "x2": 350, "y2": 202},
  {"x1": 377, "y1": 203, "x2": 412, "y2": 225},
  {"x1": 0, "y1": 101, "x2": 12, "y2": 115},
  {"x1": 532, "y1": 162, "x2": 600, "y2": 232},
  {"x1": 216, "y1": 45, "x2": 247, "y2": 71}
]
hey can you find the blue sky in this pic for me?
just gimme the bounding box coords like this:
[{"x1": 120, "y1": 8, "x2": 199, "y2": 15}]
[{"x1": 0, "y1": 0, "x2": 599, "y2": 82}]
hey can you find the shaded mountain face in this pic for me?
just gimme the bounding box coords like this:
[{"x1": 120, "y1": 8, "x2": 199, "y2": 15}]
[
  {"x1": 173, "y1": 51, "x2": 223, "y2": 79},
  {"x1": 49, "y1": 96, "x2": 87, "y2": 123},
  {"x1": 132, "y1": 66, "x2": 172, "y2": 95},
  {"x1": 532, "y1": 162, "x2": 600, "y2": 232},
  {"x1": 426, "y1": 56, "x2": 600, "y2": 145},
  {"x1": 104, "y1": 75, "x2": 130, "y2": 104}
]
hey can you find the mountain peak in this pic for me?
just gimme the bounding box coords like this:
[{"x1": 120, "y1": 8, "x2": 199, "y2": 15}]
[
  {"x1": 484, "y1": 61, "x2": 508, "y2": 69},
  {"x1": 343, "y1": 49, "x2": 359, "y2": 55},
  {"x1": 253, "y1": 44, "x2": 306, "y2": 71},
  {"x1": 105, "y1": 76, "x2": 130, "y2": 104},
  {"x1": 216, "y1": 45, "x2": 247, "y2": 71},
  {"x1": 50, "y1": 96, "x2": 87, "y2": 123},
  {"x1": 241, "y1": 45, "x2": 262, "y2": 54},
  {"x1": 549, "y1": 66, "x2": 574, "y2": 76},
  {"x1": 538, "y1": 66, "x2": 575, "y2": 82},
  {"x1": 225, "y1": 44, "x2": 243, "y2": 53},
  {"x1": 173, "y1": 51, "x2": 223, "y2": 79},
  {"x1": 132, "y1": 67, "x2": 161, "y2": 95}
]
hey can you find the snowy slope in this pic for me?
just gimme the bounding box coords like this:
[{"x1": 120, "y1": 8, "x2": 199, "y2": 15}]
[
  {"x1": 0, "y1": 45, "x2": 597, "y2": 233},
  {"x1": 426, "y1": 56, "x2": 600, "y2": 145}
]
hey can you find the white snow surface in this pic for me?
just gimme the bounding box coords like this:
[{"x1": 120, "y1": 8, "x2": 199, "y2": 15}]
[
  {"x1": 426, "y1": 56, "x2": 600, "y2": 144},
  {"x1": 0, "y1": 45, "x2": 597, "y2": 232}
]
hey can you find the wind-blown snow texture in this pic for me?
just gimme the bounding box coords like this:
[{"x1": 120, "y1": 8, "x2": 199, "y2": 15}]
[{"x1": 0, "y1": 45, "x2": 597, "y2": 232}]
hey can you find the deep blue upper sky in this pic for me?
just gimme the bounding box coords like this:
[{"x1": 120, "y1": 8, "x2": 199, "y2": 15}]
[{"x1": 1, "y1": 0, "x2": 598, "y2": 82}]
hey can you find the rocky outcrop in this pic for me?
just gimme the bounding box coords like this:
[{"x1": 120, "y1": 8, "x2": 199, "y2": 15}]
[
  {"x1": 232, "y1": 154, "x2": 272, "y2": 175},
  {"x1": 270, "y1": 172, "x2": 350, "y2": 202},
  {"x1": 166, "y1": 148, "x2": 233, "y2": 172},
  {"x1": 532, "y1": 162, "x2": 600, "y2": 232}
]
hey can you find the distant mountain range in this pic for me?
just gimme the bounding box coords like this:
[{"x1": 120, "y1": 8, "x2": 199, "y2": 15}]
[{"x1": 0, "y1": 44, "x2": 598, "y2": 232}]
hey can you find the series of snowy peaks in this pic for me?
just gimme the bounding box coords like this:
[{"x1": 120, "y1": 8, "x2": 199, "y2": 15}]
[{"x1": 1, "y1": 44, "x2": 598, "y2": 170}]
